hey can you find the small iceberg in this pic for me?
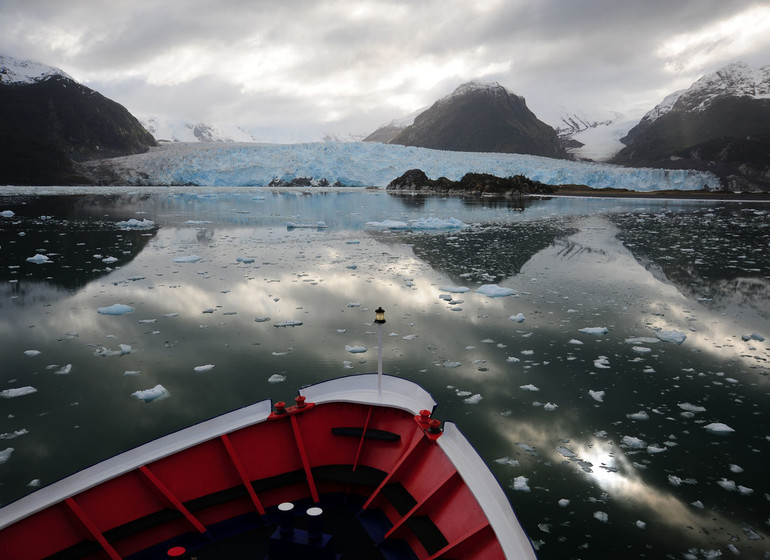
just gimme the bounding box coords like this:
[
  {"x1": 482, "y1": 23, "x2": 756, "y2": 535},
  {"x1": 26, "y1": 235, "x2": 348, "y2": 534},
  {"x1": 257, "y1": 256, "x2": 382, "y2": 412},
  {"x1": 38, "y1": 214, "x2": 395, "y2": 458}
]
[
  {"x1": 364, "y1": 219, "x2": 409, "y2": 229},
  {"x1": 476, "y1": 284, "x2": 516, "y2": 297},
  {"x1": 656, "y1": 330, "x2": 686, "y2": 344},
  {"x1": 193, "y1": 364, "x2": 215, "y2": 373},
  {"x1": 286, "y1": 221, "x2": 328, "y2": 229},
  {"x1": 26, "y1": 254, "x2": 51, "y2": 264},
  {"x1": 1, "y1": 386, "x2": 38, "y2": 398},
  {"x1": 464, "y1": 393, "x2": 482, "y2": 404},
  {"x1": 0, "y1": 448, "x2": 13, "y2": 464},
  {"x1": 268, "y1": 374, "x2": 286, "y2": 383},
  {"x1": 116, "y1": 218, "x2": 155, "y2": 230},
  {"x1": 704, "y1": 422, "x2": 734, "y2": 434},
  {"x1": 131, "y1": 384, "x2": 169, "y2": 403},
  {"x1": 579, "y1": 327, "x2": 608, "y2": 335},
  {"x1": 588, "y1": 390, "x2": 605, "y2": 402},
  {"x1": 439, "y1": 286, "x2": 470, "y2": 293},
  {"x1": 23, "y1": 350, "x2": 41, "y2": 357},
  {"x1": 274, "y1": 320, "x2": 302, "y2": 327},
  {"x1": 345, "y1": 345, "x2": 367, "y2": 354},
  {"x1": 509, "y1": 313, "x2": 526, "y2": 323},
  {"x1": 511, "y1": 476, "x2": 530, "y2": 492},
  {"x1": 410, "y1": 217, "x2": 465, "y2": 230},
  {"x1": 97, "y1": 304, "x2": 135, "y2": 315},
  {"x1": 1, "y1": 210, "x2": 15, "y2": 218},
  {"x1": 173, "y1": 255, "x2": 203, "y2": 263}
]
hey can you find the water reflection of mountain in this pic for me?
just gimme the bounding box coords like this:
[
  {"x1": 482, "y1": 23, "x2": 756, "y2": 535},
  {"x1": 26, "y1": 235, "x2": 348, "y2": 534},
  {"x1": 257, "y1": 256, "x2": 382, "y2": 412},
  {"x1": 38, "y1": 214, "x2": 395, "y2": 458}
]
[
  {"x1": 386, "y1": 192, "x2": 551, "y2": 211},
  {"x1": 611, "y1": 207, "x2": 770, "y2": 317},
  {"x1": 375, "y1": 221, "x2": 577, "y2": 284},
  {"x1": 0, "y1": 216, "x2": 155, "y2": 292}
]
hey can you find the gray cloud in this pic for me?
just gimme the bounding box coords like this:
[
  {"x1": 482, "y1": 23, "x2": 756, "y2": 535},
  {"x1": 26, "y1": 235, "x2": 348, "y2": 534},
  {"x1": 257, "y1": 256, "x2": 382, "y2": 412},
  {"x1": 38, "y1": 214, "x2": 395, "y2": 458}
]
[{"x1": 1, "y1": 0, "x2": 769, "y2": 140}]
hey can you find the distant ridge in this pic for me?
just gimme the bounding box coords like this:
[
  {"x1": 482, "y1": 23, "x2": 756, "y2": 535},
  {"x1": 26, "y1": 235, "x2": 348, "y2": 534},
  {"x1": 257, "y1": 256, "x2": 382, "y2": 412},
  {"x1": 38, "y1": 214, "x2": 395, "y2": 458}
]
[{"x1": 379, "y1": 81, "x2": 567, "y2": 159}]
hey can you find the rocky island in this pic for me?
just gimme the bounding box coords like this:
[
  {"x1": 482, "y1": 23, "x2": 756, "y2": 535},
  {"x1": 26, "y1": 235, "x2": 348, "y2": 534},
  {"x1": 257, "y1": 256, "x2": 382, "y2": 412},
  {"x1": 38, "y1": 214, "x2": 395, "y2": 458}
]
[{"x1": 386, "y1": 168, "x2": 555, "y2": 196}]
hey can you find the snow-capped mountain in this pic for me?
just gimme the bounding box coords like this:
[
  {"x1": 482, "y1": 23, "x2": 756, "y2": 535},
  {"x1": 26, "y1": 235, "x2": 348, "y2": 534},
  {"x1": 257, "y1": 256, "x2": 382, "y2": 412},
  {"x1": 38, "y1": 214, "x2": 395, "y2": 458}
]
[
  {"x1": 1, "y1": 54, "x2": 155, "y2": 185},
  {"x1": 614, "y1": 61, "x2": 770, "y2": 192},
  {"x1": 0, "y1": 54, "x2": 72, "y2": 84},
  {"x1": 141, "y1": 116, "x2": 257, "y2": 143},
  {"x1": 387, "y1": 81, "x2": 567, "y2": 159}
]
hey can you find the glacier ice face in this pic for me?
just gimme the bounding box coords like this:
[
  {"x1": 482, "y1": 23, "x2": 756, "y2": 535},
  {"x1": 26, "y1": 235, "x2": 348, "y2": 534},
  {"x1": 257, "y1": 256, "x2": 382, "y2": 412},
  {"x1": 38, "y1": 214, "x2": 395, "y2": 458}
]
[{"x1": 93, "y1": 141, "x2": 720, "y2": 191}]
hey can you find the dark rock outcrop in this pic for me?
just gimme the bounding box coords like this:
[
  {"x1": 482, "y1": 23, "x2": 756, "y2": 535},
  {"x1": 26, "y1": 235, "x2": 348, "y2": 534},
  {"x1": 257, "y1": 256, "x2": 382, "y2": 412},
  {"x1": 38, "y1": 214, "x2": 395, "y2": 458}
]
[
  {"x1": 388, "y1": 81, "x2": 567, "y2": 159},
  {"x1": 386, "y1": 168, "x2": 554, "y2": 196}
]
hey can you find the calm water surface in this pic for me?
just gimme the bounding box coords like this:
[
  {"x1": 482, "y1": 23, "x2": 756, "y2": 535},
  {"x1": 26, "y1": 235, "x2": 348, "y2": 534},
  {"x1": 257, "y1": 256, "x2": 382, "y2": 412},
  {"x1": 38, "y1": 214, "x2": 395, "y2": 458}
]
[{"x1": 1, "y1": 188, "x2": 769, "y2": 559}]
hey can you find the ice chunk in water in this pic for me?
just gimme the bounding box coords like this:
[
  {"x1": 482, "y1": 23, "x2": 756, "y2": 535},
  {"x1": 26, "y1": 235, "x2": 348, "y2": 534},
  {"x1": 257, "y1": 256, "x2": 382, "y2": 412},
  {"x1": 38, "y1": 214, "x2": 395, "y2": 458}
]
[
  {"x1": 656, "y1": 330, "x2": 686, "y2": 344},
  {"x1": 274, "y1": 320, "x2": 302, "y2": 327},
  {"x1": 464, "y1": 393, "x2": 483, "y2": 404},
  {"x1": 345, "y1": 345, "x2": 367, "y2": 354},
  {"x1": 173, "y1": 255, "x2": 203, "y2": 263},
  {"x1": 627, "y1": 411, "x2": 649, "y2": 421},
  {"x1": 580, "y1": 327, "x2": 608, "y2": 335},
  {"x1": 520, "y1": 384, "x2": 540, "y2": 391},
  {"x1": 26, "y1": 254, "x2": 51, "y2": 264},
  {"x1": 131, "y1": 385, "x2": 169, "y2": 402},
  {"x1": 476, "y1": 284, "x2": 516, "y2": 297},
  {"x1": 621, "y1": 435, "x2": 646, "y2": 449},
  {"x1": 1, "y1": 386, "x2": 37, "y2": 398},
  {"x1": 0, "y1": 448, "x2": 13, "y2": 464},
  {"x1": 116, "y1": 218, "x2": 155, "y2": 230},
  {"x1": 558, "y1": 499, "x2": 570, "y2": 507},
  {"x1": 543, "y1": 402, "x2": 558, "y2": 411},
  {"x1": 268, "y1": 374, "x2": 286, "y2": 383},
  {"x1": 704, "y1": 422, "x2": 734, "y2": 433},
  {"x1": 23, "y1": 350, "x2": 41, "y2": 357},
  {"x1": 97, "y1": 304, "x2": 135, "y2": 315},
  {"x1": 589, "y1": 390, "x2": 605, "y2": 402},
  {"x1": 511, "y1": 476, "x2": 530, "y2": 492},
  {"x1": 593, "y1": 511, "x2": 608, "y2": 523},
  {"x1": 509, "y1": 313, "x2": 526, "y2": 323},
  {"x1": 194, "y1": 364, "x2": 215, "y2": 372},
  {"x1": 1, "y1": 210, "x2": 15, "y2": 218}
]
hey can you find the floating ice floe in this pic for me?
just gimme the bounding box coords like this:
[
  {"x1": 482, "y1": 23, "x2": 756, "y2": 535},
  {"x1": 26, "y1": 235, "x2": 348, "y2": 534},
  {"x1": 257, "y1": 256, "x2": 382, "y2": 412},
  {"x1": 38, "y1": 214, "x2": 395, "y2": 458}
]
[
  {"x1": 23, "y1": 350, "x2": 41, "y2": 357},
  {"x1": 678, "y1": 402, "x2": 706, "y2": 413},
  {"x1": 268, "y1": 374, "x2": 286, "y2": 383},
  {"x1": 464, "y1": 393, "x2": 483, "y2": 404},
  {"x1": 593, "y1": 511, "x2": 608, "y2": 523},
  {"x1": 632, "y1": 346, "x2": 652, "y2": 353},
  {"x1": 703, "y1": 422, "x2": 734, "y2": 434},
  {"x1": 345, "y1": 345, "x2": 367, "y2": 354},
  {"x1": 55, "y1": 364, "x2": 72, "y2": 375},
  {"x1": 94, "y1": 344, "x2": 132, "y2": 357},
  {"x1": 593, "y1": 356, "x2": 610, "y2": 369},
  {"x1": 101, "y1": 256, "x2": 118, "y2": 264},
  {"x1": 26, "y1": 254, "x2": 51, "y2": 264},
  {"x1": 506, "y1": 356, "x2": 520, "y2": 363},
  {"x1": 123, "y1": 370, "x2": 141, "y2": 376},
  {"x1": 439, "y1": 286, "x2": 469, "y2": 293},
  {"x1": 627, "y1": 411, "x2": 649, "y2": 421},
  {"x1": 476, "y1": 284, "x2": 516, "y2": 297},
  {"x1": 567, "y1": 339, "x2": 583, "y2": 345},
  {"x1": 193, "y1": 364, "x2": 215, "y2": 373},
  {"x1": 511, "y1": 476, "x2": 530, "y2": 492},
  {"x1": 131, "y1": 384, "x2": 169, "y2": 402},
  {"x1": 635, "y1": 520, "x2": 646, "y2": 529},
  {"x1": 543, "y1": 403, "x2": 559, "y2": 411},
  {"x1": 580, "y1": 327, "x2": 608, "y2": 335},
  {"x1": 97, "y1": 303, "x2": 135, "y2": 315},
  {"x1": 236, "y1": 257, "x2": 255, "y2": 264},
  {"x1": 558, "y1": 499, "x2": 570, "y2": 507},
  {"x1": 286, "y1": 221, "x2": 327, "y2": 229},
  {"x1": 520, "y1": 384, "x2": 540, "y2": 391},
  {"x1": 173, "y1": 255, "x2": 203, "y2": 263},
  {"x1": 1, "y1": 210, "x2": 15, "y2": 218},
  {"x1": 589, "y1": 390, "x2": 605, "y2": 402},
  {"x1": 116, "y1": 218, "x2": 155, "y2": 230},
  {"x1": 494, "y1": 457, "x2": 520, "y2": 467},
  {"x1": 365, "y1": 219, "x2": 409, "y2": 229},
  {"x1": 254, "y1": 317, "x2": 271, "y2": 323},
  {"x1": 274, "y1": 320, "x2": 302, "y2": 327},
  {"x1": 0, "y1": 448, "x2": 13, "y2": 464},
  {"x1": 621, "y1": 435, "x2": 647, "y2": 449},
  {"x1": 410, "y1": 217, "x2": 466, "y2": 230},
  {"x1": 0, "y1": 429, "x2": 29, "y2": 440},
  {"x1": 556, "y1": 446, "x2": 577, "y2": 458},
  {"x1": 656, "y1": 329, "x2": 686, "y2": 344},
  {"x1": 509, "y1": 313, "x2": 526, "y2": 323},
  {"x1": 1, "y1": 386, "x2": 38, "y2": 398}
]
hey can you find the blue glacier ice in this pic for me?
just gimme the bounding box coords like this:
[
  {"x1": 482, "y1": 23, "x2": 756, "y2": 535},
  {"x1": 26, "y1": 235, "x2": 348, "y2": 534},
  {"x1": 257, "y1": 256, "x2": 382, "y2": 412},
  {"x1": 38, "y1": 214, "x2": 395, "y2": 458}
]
[{"x1": 104, "y1": 141, "x2": 719, "y2": 191}]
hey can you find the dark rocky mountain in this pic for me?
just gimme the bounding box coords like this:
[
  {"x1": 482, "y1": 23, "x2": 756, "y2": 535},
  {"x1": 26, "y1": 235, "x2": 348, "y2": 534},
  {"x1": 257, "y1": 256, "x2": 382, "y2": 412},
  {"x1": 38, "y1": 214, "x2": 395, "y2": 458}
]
[
  {"x1": 1, "y1": 55, "x2": 156, "y2": 185},
  {"x1": 386, "y1": 81, "x2": 568, "y2": 159},
  {"x1": 612, "y1": 62, "x2": 770, "y2": 192}
]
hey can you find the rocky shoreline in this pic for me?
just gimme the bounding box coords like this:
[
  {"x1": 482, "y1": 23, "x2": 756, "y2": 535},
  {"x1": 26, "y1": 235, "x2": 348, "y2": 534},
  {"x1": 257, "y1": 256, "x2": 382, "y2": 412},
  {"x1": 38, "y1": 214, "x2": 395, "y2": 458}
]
[{"x1": 385, "y1": 168, "x2": 555, "y2": 196}]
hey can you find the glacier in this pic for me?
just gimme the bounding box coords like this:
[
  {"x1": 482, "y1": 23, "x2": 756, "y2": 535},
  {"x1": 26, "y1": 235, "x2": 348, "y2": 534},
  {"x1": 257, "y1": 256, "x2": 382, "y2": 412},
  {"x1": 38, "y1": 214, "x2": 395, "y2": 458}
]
[{"x1": 90, "y1": 141, "x2": 720, "y2": 191}]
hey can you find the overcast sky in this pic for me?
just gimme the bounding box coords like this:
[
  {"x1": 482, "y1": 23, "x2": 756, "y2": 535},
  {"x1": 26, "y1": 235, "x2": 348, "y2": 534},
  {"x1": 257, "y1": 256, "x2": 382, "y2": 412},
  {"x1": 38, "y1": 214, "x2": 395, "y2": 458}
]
[{"x1": 2, "y1": 0, "x2": 770, "y2": 142}]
